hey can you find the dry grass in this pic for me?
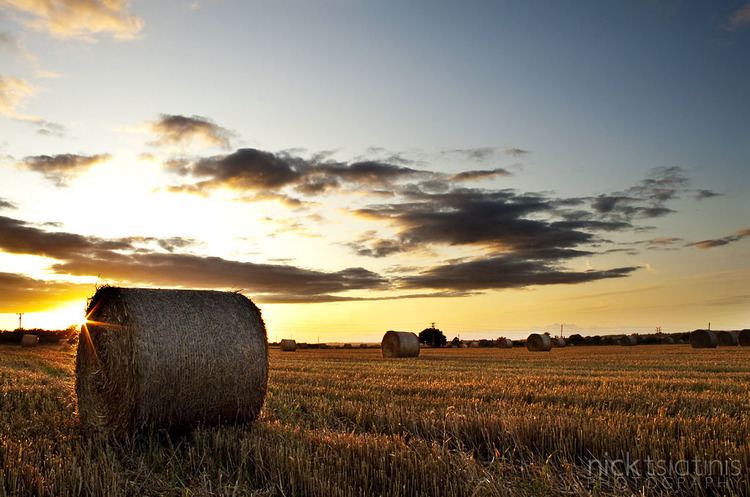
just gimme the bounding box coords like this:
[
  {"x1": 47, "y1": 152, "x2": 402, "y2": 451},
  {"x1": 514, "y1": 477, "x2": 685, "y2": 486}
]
[{"x1": 1, "y1": 344, "x2": 749, "y2": 496}]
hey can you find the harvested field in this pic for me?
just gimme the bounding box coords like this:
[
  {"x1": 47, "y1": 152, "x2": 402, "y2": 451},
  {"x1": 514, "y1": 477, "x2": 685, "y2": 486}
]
[{"x1": 1, "y1": 344, "x2": 749, "y2": 496}]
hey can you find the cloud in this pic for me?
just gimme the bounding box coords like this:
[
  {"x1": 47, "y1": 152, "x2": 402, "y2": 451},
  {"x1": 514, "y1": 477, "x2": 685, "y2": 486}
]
[
  {"x1": 1, "y1": 0, "x2": 144, "y2": 41},
  {"x1": 168, "y1": 148, "x2": 429, "y2": 196},
  {"x1": 504, "y1": 147, "x2": 530, "y2": 157},
  {"x1": 694, "y1": 189, "x2": 721, "y2": 201},
  {"x1": 642, "y1": 236, "x2": 683, "y2": 249},
  {"x1": 0, "y1": 214, "x2": 388, "y2": 302},
  {"x1": 451, "y1": 168, "x2": 511, "y2": 182},
  {"x1": 686, "y1": 228, "x2": 750, "y2": 249},
  {"x1": 352, "y1": 188, "x2": 601, "y2": 254},
  {"x1": 727, "y1": 3, "x2": 750, "y2": 30},
  {"x1": 0, "y1": 31, "x2": 60, "y2": 78},
  {"x1": 18, "y1": 153, "x2": 111, "y2": 186},
  {"x1": 441, "y1": 147, "x2": 530, "y2": 163},
  {"x1": 589, "y1": 166, "x2": 689, "y2": 221},
  {"x1": 148, "y1": 114, "x2": 232, "y2": 149},
  {"x1": 0, "y1": 197, "x2": 17, "y2": 209},
  {"x1": 0, "y1": 74, "x2": 66, "y2": 134},
  {"x1": 0, "y1": 271, "x2": 89, "y2": 313},
  {"x1": 0, "y1": 74, "x2": 35, "y2": 118},
  {"x1": 398, "y1": 253, "x2": 639, "y2": 291}
]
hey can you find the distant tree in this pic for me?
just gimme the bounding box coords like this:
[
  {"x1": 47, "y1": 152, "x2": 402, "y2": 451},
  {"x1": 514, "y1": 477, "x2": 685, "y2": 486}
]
[
  {"x1": 419, "y1": 326, "x2": 447, "y2": 347},
  {"x1": 450, "y1": 336, "x2": 460, "y2": 348},
  {"x1": 568, "y1": 334, "x2": 584, "y2": 346}
]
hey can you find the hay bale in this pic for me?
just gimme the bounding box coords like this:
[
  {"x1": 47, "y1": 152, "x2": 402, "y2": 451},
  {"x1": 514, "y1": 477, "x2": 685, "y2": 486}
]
[
  {"x1": 620, "y1": 334, "x2": 638, "y2": 346},
  {"x1": 551, "y1": 337, "x2": 566, "y2": 347},
  {"x1": 526, "y1": 333, "x2": 552, "y2": 352},
  {"x1": 717, "y1": 331, "x2": 739, "y2": 346},
  {"x1": 279, "y1": 339, "x2": 297, "y2": 352},
  {"x1": 739, "y1": 330, "x2": 750, "y2": 347},
  {"x1": 76, "y1": 287, "x2": 268, "y2": 434},
  {"x1": 660, "y1": 336, "x2": 675, "y2": 345},
  {"x1": 497, "y1": 338, "x2": 513, "y2": 349},
  {"x1": 381, "y1": 331, "x2": 420, "y2": 358},
  {"x1": 21, "y1": 334, "x2": 39, "y2": 347},
  {"x1": 690, "y1": 329, "x2": 718, "y2": 349}
]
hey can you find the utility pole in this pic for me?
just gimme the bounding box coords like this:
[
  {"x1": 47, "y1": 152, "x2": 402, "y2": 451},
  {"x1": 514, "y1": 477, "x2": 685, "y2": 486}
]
[
  {"x1": 17, "y1": 313, "x2": 24, "y2": 330},
  {"x1": 708, "y1": 322, "x2": 711, "y2": 331},
  {"x1": 431, "y1": 322, "x2": 436, "y2": 329},
  {"x1": 560, "y1": 323, "x2": 564, "y2": 338}
]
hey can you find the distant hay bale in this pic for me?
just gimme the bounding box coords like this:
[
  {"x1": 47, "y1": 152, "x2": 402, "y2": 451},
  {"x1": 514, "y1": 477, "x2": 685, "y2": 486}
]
[
  {"x1": 497, "y1": 338, "x2": 513, "y2": 349},
  {"x1": 21, "y1": 334, "x2": 39, "y2": 347},
  {"x1": 660, "y1": 336, "x2": 675, "y2": 345},
  {"x1": 739, "y1": 330, "x2": 750, "y2": 347},
  {"x1": 690, "y1": 329, "x2": 718, "y2": 349},
  {"x1": 717, "y1": 331, "x2": 739, "y2": 346},
  {"x1": 526, "y1": 333, "x2": 552, "y2": 352},
  {"x1": 381, "y1": 331, "x2": 420, "y2": 358},
  {"x1": 280, "y1": 339, "x2": 297, "y2": 352},
  {"x1": 620, "y1": 334, "x2": 638, "y2": 346},
  {"x1": 76, "y1": 287, "x2": 268, "y2": 435},
  {"x1": 551, "y1": 337, "x2": 566, "y2": 347}
]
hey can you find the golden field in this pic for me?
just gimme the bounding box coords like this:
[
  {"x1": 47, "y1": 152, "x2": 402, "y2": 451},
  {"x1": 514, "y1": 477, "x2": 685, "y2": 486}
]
[{"x1": 1, "y1": 344, "x2": 748, "y2": 496}]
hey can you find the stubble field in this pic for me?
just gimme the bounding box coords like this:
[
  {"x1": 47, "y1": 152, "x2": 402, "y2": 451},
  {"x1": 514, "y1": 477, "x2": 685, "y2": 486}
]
[{"x1": 1, "y1": 344, "x2": 748, "y2": 496}]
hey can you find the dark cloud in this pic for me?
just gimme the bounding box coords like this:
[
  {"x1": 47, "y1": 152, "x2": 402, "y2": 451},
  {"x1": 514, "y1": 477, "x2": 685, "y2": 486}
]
[
  {"x1": 168, "y1": 148, "x2": 428, "y2": 196},
  {"x1": 0, "y1": 214, "x2": 387, "y2": 303},
  {"x1": 399, "y1": 253, "x2": 639, "y2": 291},
  {"x1": 18, "y1": 153, "x2": 111, "y2": 186},
  {"x1": 694, "y1": 189, "x2": 721, "y2": 200},
  {"x1": 686, "y1": 228, "x2": 750, "y2": 249},
  {"x1": 451, "y1": 168, "x2": 511, "y2": 182},
  {"x1": 0, "y1": 197, "x2": 16, "y2": 210},
  {"x1": 353, "y1": 188, "x2": 598, "y2": 253},
  {"x1": 149, "y1": 114, "x2": 232, "y2": 149},
  {"x1": 589, "y1": 166, "x2": 689, "y2": 221}
]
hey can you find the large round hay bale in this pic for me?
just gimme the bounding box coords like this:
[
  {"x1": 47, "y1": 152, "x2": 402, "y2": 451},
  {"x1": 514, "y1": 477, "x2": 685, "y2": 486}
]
[
  {"x1": 551, "y1": 337, "x2": 566, "y2": 347},
  {"x1": 526, "y1": 333, "x2": 552, "y2": 352},
  {"x1": 620, "y1": 334, "x2": 638, "y2": 346},
  {"x1": 497, "y1": 338, "x2": 513, "y2": 349},
  {"x1": 381, "y1": 331, "x2": 420, "y2": 358},
  {"x1": 660, "y1": 336, "x2": 675, "y2": 345},
  {"x1": 21, "y1": 334, "x2": 39, "y2": 347},
  {"x1": 717, "y1": 331, "x2": 739, "y2": 346},
  {"x1": 690, "y1": 329, "x2": 718, "y2": 349},
  {"x1": 739, "y1": 330, "x2": 750, "y2": 347},
  {"x1": 76, "y1": 287, "x2": 268, "y2": 434},
  {"x1": 279, "y1": 339, "x2": 297, "y2": 352}
]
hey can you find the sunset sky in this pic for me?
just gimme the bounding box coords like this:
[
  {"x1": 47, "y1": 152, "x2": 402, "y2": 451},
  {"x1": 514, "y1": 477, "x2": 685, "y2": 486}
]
[{"x1": 0, "y1": 1, "x2": 748, "y2": 341}]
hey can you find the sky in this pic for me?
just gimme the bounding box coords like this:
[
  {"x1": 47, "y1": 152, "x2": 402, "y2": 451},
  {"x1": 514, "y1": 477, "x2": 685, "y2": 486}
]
[{"x1": 0, "y1": 0, "x2": 748, "y2": 341}]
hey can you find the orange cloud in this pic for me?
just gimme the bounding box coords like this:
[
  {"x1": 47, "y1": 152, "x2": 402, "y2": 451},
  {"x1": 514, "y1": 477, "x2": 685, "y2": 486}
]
[{"x1": 1, "y1": 0, "x2": 144, "y2": 41}]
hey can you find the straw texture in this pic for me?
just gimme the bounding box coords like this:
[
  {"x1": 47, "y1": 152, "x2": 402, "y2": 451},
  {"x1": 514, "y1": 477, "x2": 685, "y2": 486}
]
[
  {"x1": 381, "y1": 331, "x2": 420, "y2": 358},
  {"x1": 526, "y1": 333, "x2": 552, "y2": 352},
  {"x1": 690, "y1": 329, "x2": 718, "y2": 349},
  {"x1": 76, "y1": 287, "x2": 268, "y2": 435}
]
